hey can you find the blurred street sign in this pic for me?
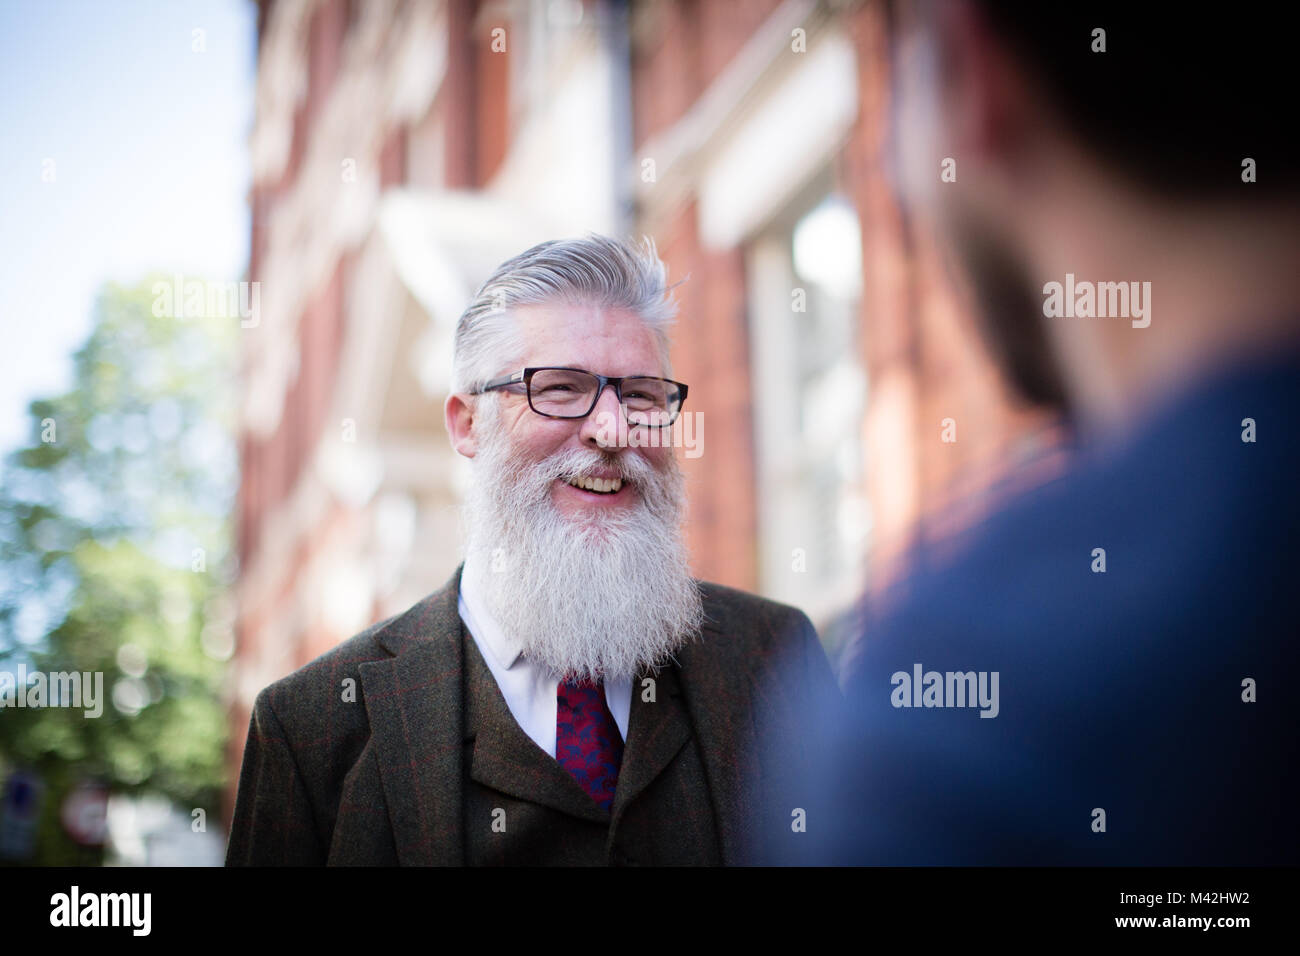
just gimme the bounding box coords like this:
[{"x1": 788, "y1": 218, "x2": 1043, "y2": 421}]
[
  {"x1": 61, "y1": 780, "x2": 109, "y2": 846},
  {"x1": 0, "y1": 769, "x2": 45, "y2": 860}
]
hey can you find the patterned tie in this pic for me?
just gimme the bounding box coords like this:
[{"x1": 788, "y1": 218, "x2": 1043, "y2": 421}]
[{"x1": 556, "y1": 679, "x2": 624, "y2": 811}]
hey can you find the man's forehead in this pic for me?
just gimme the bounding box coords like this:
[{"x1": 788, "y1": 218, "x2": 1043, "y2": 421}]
[{"x1": 511, "y1": 301, "x2": 663, "y2": 366}]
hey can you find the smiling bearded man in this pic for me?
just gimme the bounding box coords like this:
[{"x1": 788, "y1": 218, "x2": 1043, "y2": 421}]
[
  {"x1": 226, "y1": 233, "x2": 840, "y2": 867},
  {"x1": 460, "y1": 391, "x2": 702, "y2": 685}
]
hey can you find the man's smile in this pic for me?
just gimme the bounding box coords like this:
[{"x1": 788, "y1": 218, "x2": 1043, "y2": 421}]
[
  {"x1": 565, "y1": 474, "x2": 623, "y2": 494},
  {"x1": 556, "y1": 472, "x2": 634, "y2": 506}
]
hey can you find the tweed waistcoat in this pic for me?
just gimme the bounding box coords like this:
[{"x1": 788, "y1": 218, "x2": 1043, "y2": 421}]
[{"x1": 461, "y1": 625, "x2": 722, "y2": 865}]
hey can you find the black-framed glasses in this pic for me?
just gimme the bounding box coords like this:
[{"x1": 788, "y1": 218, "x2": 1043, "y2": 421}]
[{"x1": 473, "y1": 367, "x2": 688, "y2": 427}]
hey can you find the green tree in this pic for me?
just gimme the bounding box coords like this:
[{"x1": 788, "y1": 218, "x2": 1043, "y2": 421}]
[{"x1": 0, "y1": 277, "x2": 237, "y2": 864}]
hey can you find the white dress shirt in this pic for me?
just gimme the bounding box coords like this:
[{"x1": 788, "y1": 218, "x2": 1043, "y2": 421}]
[{"x1": 457, "y1": 556, "x2": 631, "y2": 758}]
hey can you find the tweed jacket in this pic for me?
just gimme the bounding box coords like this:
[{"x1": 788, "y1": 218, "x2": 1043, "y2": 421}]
[{"x1": 225, "y1": 563, "x2": 839, "y2": 866}]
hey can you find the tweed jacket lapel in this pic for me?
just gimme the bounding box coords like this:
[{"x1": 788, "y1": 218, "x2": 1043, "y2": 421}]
[
  {"x1": 358, "y1": 567, "x2": 468, "y2": 865},
  {"x1": 609, "y1": 661, "x2": 692, "y2": 819},
  {"x1": 463, "y1": 625, "x2": 610, "y2": 823}
]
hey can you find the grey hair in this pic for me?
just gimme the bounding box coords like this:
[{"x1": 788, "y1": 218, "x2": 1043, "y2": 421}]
[{"x1": 452, "y1": 233, "x2": 681, "y2": 393}]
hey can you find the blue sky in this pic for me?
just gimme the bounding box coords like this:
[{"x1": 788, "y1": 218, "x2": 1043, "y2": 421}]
[{"x1": 0, "y1": 0, "x2": 256, "y2": 452}]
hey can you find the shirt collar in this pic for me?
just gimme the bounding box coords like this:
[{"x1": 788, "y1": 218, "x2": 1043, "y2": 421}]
[{"x1": 458, "y1": 554, "x2": 525, "y2": 670}]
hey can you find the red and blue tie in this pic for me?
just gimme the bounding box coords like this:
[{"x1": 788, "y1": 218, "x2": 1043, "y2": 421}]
[{"x1": 556, "y1": 679, "x2": 624, "y2": 811}]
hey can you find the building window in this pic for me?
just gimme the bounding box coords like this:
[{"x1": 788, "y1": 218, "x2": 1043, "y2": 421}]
[{"x1": 747, "y1": 187, "x2": 868, "y2": 630}]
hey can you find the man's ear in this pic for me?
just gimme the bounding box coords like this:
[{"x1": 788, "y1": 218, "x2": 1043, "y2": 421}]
[{"x1": 445, "y1": 392, "x2": 478, "y2": 458}]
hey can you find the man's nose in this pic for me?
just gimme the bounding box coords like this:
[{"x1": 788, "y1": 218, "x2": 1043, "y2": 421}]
[{"x1": 578, "y1": 383, "x2": 624, "y2": 448}]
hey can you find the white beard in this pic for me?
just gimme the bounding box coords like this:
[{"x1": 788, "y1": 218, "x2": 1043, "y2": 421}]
[{"x1": 462, "y1": 401, "x2": 704, "y2": 683}]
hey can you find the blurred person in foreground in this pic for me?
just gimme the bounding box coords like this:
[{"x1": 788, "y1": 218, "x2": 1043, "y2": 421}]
[
  {"x1": 802, "y1": 1, "x2": 1300, "y2": 864},
  {"x1": 226, "y1": 234, "x2": 837, "y2": 865}
]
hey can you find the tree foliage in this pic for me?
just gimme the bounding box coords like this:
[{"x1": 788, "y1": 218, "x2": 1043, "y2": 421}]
[{"x1": 0, "y1": 277, "x2": 237, "y2": 864}]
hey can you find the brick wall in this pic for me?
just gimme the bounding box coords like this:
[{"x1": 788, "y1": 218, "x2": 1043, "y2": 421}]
[{"x1": 633, "y1": 0, "x2": 1059, "y2": 592}]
